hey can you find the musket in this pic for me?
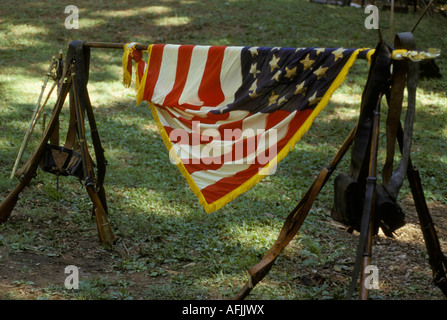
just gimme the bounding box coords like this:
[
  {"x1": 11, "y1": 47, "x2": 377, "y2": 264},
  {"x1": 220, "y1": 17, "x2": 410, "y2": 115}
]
[
  {"x1": 10, "y1": 52, "x2": 62, "y2": 179},
  {"x1": 0, "y1": 74, "x2": 72, "y2": 222},
  {"x1": 71, "y1": 64, "x2": 115, "y2": 245},
  {"x1": 234, "y1": 125, "x2": 357, "y2": 300},
  {"x1": 358, "y1": 94, "x2": 382, "y2": 300}
]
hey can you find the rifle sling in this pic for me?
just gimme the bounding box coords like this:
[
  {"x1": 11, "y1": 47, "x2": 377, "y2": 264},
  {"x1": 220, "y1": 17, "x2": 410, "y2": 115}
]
[
  {"x1": 386, "y1": 32, "x2": 419, "y2": 198},
  {"x1": 383, "y1": 55, "x2": 406, "y2": 184},
  {"x1": 383, "y1": 32, "x2": 417, "y2": 186},
  {"x1": 68, "y1": 41, "x2": 108, "y2": 213}
]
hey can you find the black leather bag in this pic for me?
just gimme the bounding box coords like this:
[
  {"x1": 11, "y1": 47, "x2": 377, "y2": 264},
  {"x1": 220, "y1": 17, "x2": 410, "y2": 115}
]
[
  {"x1": 332, "y1": 174, "x2": 405, "y2": 237},
  {"x1": 332, "y1": 173, "x2": 363, "y2": 232},
  {"x1": 39, "y1": 143, "x2": 83, "y2": 178}
]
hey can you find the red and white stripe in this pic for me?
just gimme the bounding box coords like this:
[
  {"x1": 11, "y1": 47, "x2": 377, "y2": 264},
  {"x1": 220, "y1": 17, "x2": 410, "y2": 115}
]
[{"x1": 140, "y1": 44, "x2": 315, "y2": 212}]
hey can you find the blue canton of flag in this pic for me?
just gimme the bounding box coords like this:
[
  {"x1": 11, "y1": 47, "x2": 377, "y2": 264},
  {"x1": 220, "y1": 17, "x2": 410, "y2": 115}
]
[{"x1": 219, "y1": 47, "x2": 361, "y2": 114}]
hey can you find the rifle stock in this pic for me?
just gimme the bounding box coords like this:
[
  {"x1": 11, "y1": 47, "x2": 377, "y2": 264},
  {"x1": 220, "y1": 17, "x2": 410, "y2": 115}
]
[
  {"x1": 0, "y1": 179, "x2": 27, "y2": 223},
  {"x1": 86, "y1": 186, "x2": 115, "y2": 245}
]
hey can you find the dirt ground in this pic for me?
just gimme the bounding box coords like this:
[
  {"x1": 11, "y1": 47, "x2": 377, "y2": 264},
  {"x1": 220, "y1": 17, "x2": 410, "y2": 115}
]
[
  {"x1": 0, "y1": 193, "x2": 446, "y2": 300},
  {"x1": 327, "y1": 197, "x2": 447, "y2": 300}
]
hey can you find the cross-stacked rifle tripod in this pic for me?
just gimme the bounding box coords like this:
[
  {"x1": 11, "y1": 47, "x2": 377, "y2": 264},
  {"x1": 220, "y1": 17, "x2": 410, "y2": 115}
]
[
  {"x1": 235, "y1": 32, "x2": 447, "y2": 300},
  {"x1": 0, "y1": 41, "x2": 115, "y2": 246},
  {"x1": 0, "y1": 34, "x2": 445, "y2": 300}
]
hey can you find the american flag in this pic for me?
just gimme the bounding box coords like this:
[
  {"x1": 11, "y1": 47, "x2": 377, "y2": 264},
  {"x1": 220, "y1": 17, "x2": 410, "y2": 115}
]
[{"x1": 124, "y1": 44, "x2": 371, "y2": 213}]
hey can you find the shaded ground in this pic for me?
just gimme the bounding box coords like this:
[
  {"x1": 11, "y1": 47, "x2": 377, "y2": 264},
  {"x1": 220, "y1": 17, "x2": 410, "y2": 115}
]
[{"x1": 1, "y1": 193, "x2": 446, "y2": 300}]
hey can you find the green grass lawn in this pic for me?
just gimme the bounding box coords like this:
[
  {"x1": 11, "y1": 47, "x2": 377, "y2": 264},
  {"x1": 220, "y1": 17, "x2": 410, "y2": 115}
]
[{"x1": 0, "y1": 0, "x2": 446, "y2": 300}]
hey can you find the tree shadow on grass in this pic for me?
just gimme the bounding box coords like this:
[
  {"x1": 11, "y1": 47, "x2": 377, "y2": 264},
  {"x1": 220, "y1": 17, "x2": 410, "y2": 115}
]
[
  {"x1": 1, "y1": 0, "x2": 446, "y2": 300},
  {"x1": 2, "y1": 90, "x2": 446, "y2": 300}
]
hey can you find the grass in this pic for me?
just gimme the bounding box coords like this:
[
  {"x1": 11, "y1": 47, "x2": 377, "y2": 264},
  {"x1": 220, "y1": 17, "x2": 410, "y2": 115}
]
[{"x1": 0, "y1": 0, "x2": 446, "y2": 300}]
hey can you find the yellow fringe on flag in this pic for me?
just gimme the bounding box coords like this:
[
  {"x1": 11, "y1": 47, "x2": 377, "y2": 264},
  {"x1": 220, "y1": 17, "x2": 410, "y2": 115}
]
[
  {"x1": 122, "y1": 42, "x2": 149, "y2": 90},
  {"x1": 135, "y1": 44, "x2": 153, "y2": 106},
  {"x1": 122, "y1": 42, "x2": 137, "y2": 87}
]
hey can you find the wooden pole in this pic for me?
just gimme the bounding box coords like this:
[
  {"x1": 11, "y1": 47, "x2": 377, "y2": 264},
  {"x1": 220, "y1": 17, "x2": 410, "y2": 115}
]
[
  {"x1": 389, "y1": 0, "x2": 395, "y2": 44},
  {"x1": 84, "y1": 42, "x2": 149, "y2": 50},
  {"x1": 412, "y1": 0, "x2": 434, "y2": 33}
]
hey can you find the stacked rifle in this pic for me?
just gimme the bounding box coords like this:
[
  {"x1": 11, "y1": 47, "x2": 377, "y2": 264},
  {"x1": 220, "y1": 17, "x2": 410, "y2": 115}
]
[{"x1": 0, "y1": 41, "x2": 115, "y2": 246}]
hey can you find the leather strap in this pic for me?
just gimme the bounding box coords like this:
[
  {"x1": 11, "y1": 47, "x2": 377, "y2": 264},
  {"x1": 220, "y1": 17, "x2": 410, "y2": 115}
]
[
  {"x1": 383, "y1": 35, "x2": 408, "y2": 184},
  {"x1": 386, "y1": 32, "x2": 419, "y2": 198}
]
